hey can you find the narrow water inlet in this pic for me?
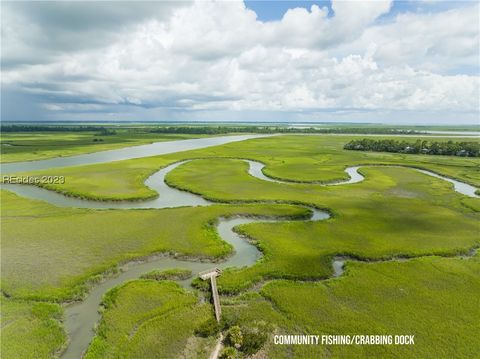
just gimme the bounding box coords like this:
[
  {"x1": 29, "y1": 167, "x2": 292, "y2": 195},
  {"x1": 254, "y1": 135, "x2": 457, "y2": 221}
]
[
  {"x1": 332, "y1": 257, "x2": 346, "y2": 277},
  {"x1": 246, "y1": 160, "x2": 479, "y2": 198},
  {"x1": 1, "y1": 155, "x2": 478, "y2": 358},
  {"x1": 0, "y1": 135, "x2": 273, "y2": 174},
  {"x1": 59, "y1": 207, "x2": 330, "y2": 359}
]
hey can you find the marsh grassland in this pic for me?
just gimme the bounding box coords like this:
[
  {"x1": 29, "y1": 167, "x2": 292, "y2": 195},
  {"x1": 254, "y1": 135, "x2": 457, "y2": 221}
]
[
  {"x1": 14, "y1": 135, "x2": 479, "y2": 201},
  {"x1": 84, "y1": 280, "x2": 214, "y2": 359},
  {"x1": 0, "y1": 130, "x2": 204, "y2": 163},
  {"x1": 1, "y1": 190, "x2": 308, "y2": 301},
  {"x1": 1, "y1": 134, "x2": 479, "y2": 358}
]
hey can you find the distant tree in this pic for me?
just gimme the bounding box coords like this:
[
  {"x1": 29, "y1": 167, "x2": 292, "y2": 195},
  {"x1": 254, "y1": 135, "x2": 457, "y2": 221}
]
[
  {"x1": 149, "y1": 125, "x2": 421, "y2": 135},
  {"x1": 1, "y1": 124, "x2": 423, "y2": 135},
  {"x1": 344, "y1": 139, "x2": 479, "y2": 157},
  {"x1": 96, "y1": 128, "x2": 117, "y2": 136},
  {"x1": 1, "y1": 125, "x2": 112, "y2": 132}
]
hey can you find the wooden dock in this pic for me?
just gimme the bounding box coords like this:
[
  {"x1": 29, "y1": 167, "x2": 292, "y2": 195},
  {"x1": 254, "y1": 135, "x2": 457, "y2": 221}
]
[{"x1": 199, "y1": 268, "x2": 222, "y2": 322}]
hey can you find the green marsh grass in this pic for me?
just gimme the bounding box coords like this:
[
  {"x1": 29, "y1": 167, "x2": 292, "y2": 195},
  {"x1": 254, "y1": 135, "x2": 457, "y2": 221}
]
[
  {"x1": 10, "y1": 135, "x2": 480, "y2": 201},
  {"x1": 0, "y1": 190, "x2": 310, "y2": 301},
  {"x1": 0, "y1": 298, "x2": 66, "y2": 358},
  {"x1": 164, "y1": 159, "x2": 479, "y2": 293},
  {"x1": 85, "y1": 280, "x2": 213, "y2": 359},
  {"x1": 258, "y1": 254, "x2": 480, "y2": 358},
  {"x1": 140, "y1": 268, "x2": 192, "y2": 281},
  {"x1": 0, "y1": 131, "x2": 205, "y2": 163},
  {"x1": 2, "y1": 134, "x2": 479, "y2": 358}
]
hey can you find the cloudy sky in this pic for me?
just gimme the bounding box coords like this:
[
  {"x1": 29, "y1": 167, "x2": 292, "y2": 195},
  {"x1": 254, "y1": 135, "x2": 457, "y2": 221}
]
[{"x1": 1, "y1": 0, "x2": 479, "y2": 124}]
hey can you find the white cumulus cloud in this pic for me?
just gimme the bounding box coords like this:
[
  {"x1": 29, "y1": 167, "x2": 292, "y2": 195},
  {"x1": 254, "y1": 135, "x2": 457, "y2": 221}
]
[{"x1": 1, "y1": 0, "x2": 478, "y2": 124}]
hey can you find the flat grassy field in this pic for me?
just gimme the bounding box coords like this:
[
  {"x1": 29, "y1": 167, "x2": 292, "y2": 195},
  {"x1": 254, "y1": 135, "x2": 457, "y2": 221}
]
[
  {"x1": 140, "y1": 268, "x2": 193, "y2": 281},
  {"x1": 0, "y1": 298, "x2": 66, "y2": 359},
  {"x1": 166, "y1": 159, "x2": 479, "y2": 293},
  {"x1": 15, "y1": 135, "x2": 480, "y2": 201},
  {"x1": 78, "y1": 254, "x2": 480, "y2": 359},
  {"x1": 0, "y1": 130, "x2": 204, "y2": 163},
  {"x1": 1, "y1": 134, "x2": 479, "y2": 358},
  {"x1": 224, "y1": 254, "x2": 480, "y2": 358},
  {"x1": 21, "y1": 156, "x2": 174, "y2": 201},
  {"x1": 85, "y1": 280, "x2": 214, "y2": 359},
  {"x1": 0, "y1": 190, "x2": 310, "y2": 301}
]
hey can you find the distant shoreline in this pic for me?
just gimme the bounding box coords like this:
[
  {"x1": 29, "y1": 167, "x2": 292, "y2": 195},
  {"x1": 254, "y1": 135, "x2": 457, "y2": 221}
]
[{"x1": 1, "y1": 120, "x2": 479, "y2": 131}]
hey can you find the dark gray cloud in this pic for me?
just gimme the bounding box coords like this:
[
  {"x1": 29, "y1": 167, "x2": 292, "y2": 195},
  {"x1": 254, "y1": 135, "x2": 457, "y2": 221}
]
[
  {"x1": 9, "y1": 2, "x2": 181, "y2": 31},
  {"x1": 1, "y1": 85, "x2": 48, "y2": 121},
  {"x1": 1, "y1": 1, "x2": 189, "y2": 66}
]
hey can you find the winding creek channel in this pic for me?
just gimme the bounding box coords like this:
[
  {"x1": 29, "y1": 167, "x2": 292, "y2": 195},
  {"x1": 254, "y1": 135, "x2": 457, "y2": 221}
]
[
  {"x1": 247, "y1": 160, "x2": 479, "y2": 197},
  {"x1": 1, "y1": 137, "x2": 479, "y2": 358}
]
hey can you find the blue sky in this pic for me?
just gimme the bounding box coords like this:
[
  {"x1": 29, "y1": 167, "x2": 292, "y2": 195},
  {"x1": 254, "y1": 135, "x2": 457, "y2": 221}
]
[
  {"x1": 245, "y1": 0, "x2": 473, "y2": 22},
  {"x1": 245, "y1": 1, "x2": 333, "y2": 21},
  {"x1": 1, "y1": 0, "x2": 479, "y2": 124}
]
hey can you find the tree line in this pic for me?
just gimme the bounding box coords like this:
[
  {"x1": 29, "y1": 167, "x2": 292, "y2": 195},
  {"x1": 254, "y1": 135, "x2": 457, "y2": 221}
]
[
  {"x1": 149, "y1": 126, "x2": 420, "y2": 135},
  {"x1": 344, "y1": 139, "x2": 480, "y2": 157},
  {"x1": 1, "y1": 124, "x2": 423, "y2": 135},
  {"x1": 1, "y1": 125, "x2": 112, "y2": 132},
  {"x1": 1, "y1": 125, "x2": 117, "y2": 136}
]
